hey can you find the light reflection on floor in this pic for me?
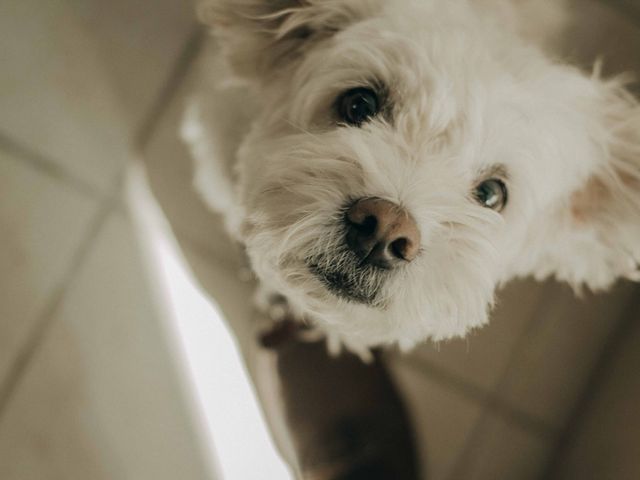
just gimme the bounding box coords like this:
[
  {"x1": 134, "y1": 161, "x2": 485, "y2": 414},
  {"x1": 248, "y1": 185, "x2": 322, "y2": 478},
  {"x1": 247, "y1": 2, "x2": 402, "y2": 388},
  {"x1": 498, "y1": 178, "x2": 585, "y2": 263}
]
[{"x1": 127, "y1": 165, "x2": 292, "y2": 480}]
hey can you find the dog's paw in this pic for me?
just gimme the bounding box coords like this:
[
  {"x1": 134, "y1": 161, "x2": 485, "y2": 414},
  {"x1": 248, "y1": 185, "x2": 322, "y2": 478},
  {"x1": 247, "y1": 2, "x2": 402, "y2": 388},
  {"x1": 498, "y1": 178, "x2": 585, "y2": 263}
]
[
  {"x1": 253, "y1": 288, "x2": 376, "y2": 361},
  {"x1": 254, "y1": 288, "x2": 308, "y2": 348},
  {"x1": 253, "y1": 284, "x2": 289, "y2": 320}
]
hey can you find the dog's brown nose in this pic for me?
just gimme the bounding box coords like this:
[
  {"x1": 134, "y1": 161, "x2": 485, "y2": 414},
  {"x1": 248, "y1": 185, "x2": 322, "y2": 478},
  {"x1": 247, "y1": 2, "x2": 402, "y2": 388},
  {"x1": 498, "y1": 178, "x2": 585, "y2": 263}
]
[{"x1": 345, "y1": 198, "x2": 420, "y2": 269}]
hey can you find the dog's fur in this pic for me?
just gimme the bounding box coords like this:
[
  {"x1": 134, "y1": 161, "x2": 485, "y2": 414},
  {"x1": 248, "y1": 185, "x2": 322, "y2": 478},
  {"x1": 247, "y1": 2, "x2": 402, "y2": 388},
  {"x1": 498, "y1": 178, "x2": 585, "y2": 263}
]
[{"x1": 183, "y1": 0, "x2": 640, "y2": 355}]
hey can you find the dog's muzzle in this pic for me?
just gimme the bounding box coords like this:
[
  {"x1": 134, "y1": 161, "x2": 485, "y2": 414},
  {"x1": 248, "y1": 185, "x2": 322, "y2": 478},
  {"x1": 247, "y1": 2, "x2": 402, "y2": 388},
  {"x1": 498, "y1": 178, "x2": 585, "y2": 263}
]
[{"x1": 308, "y1": 198, "x2": 420, "y2": 306}]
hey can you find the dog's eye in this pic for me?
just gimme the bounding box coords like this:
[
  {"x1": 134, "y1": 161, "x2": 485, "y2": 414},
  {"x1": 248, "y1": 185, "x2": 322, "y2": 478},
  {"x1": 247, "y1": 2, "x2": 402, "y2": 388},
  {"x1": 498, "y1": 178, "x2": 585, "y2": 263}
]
[
  {"x1": 337, "y1": 87, "x2": 379, "y2": 126},
  {"x1": 474, "y1": 178, "x2": 508, "y2": 212}
]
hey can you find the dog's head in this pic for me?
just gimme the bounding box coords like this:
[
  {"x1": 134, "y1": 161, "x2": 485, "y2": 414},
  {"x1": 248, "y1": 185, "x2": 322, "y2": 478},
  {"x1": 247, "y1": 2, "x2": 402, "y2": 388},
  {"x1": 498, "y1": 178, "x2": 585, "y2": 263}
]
[{"x1": 200, "y1": 0, "x2": 640, "y2": 350}]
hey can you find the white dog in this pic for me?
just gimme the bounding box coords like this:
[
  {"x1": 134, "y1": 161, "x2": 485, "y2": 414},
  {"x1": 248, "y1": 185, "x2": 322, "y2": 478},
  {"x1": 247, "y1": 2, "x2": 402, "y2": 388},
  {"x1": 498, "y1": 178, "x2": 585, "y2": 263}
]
[{"x1": 182, "y1": 0, "x2": 640, "y2": 356}]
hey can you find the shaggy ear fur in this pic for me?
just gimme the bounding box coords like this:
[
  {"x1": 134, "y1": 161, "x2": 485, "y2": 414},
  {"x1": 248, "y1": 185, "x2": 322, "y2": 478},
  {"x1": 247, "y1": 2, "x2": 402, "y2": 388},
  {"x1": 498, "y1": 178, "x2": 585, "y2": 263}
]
[
  {"x1": 198, "y1": 0, "x2": 377, "y2": 80},
  {"x1": 525, "y1": 75, "x2": 640, "y2": 291}
]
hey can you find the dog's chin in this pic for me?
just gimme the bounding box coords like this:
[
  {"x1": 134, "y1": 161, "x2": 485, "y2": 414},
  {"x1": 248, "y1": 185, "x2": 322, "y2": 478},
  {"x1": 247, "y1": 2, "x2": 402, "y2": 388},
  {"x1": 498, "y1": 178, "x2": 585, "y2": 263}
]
[{"x1": 306, "y1": 251, "x2": 390, "y2": 308}]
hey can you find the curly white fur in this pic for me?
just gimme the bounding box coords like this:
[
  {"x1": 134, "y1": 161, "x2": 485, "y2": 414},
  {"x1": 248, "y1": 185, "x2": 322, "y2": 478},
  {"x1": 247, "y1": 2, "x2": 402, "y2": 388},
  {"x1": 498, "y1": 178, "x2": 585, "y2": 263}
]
[{"x1": 183, "y1": 0, "x2": 640, "y2": 354}]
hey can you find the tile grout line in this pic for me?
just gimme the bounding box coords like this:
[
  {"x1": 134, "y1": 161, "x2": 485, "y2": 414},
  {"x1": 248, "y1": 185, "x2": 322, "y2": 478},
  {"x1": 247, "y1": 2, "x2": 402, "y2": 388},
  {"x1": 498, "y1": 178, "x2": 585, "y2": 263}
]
[
  {"x1": 0, "y1": 130, "x2": 101, "y2": 200},
  {"x1": 399, "y1": 354, "x2": 556, "y2": 441},
  {"x1": 134, "y1": 26, "x2": 206, "y2": 151},
  {"x1": 444, "y1": 281, "x2": 563, "y2": 480},
  {"x1": 0, "y1": 195, "x2": 119, "y2": 422},
  {"x1": 539, "y1": 286, "x2": 640, "y2": 480}
]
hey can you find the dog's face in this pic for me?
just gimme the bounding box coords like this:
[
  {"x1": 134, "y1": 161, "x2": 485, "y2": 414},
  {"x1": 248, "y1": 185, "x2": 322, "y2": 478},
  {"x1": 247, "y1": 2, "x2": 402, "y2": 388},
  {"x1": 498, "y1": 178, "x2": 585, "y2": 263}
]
[{"x1": 201, "y1": 0, "x2": 640, "y2": 351}]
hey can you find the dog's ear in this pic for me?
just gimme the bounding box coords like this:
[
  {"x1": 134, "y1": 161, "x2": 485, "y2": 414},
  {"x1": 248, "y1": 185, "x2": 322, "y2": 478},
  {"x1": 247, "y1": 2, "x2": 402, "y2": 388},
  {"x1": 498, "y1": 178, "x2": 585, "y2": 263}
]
[
  {"x1": 524, "y1": 75, "x2": 640, "y2": 291},
  {"x1": 198, "y1": 0, "x2": 374, "y2": 80}
]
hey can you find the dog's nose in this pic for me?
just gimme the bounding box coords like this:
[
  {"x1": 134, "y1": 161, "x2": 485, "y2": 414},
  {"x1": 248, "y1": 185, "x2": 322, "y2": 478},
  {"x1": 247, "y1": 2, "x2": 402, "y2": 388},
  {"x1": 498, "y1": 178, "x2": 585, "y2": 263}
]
[{"x1": 344, "y1": 198, "x2": 420, "y2": 269}]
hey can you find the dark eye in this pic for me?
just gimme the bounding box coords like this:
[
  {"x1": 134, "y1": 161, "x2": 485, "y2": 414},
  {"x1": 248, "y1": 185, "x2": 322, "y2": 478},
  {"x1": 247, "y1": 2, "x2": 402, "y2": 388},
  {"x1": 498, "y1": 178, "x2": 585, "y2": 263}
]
[
  {"x1": 337, "y1": 87, "x2": 379, "y2": 126},
  {"x1": 474, "y1": 178, "x2": 508, "y2": 212}
]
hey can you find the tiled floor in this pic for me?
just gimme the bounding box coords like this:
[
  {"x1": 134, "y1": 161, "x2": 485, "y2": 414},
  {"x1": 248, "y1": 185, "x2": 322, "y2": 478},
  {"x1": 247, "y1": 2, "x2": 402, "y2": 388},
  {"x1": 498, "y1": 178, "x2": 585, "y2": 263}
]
[
  {"x1": 1, "y1": 1, "x2": 639, "y2": 479},
  {"x1": 0, "y1": 152, "x2": 98, "y2": 387},
  {"x1": 0, "y1": 1, "x2": 213, "y2": 479},
  {"x1": 0, "y1": 212, "x2": 212, "y2": 480},
  {"x1": 0, "y1": 0, "x2": 130, "y2": 194},
  {"x1": 550, "y1": 302, "x2": 640, "y2": 480}
]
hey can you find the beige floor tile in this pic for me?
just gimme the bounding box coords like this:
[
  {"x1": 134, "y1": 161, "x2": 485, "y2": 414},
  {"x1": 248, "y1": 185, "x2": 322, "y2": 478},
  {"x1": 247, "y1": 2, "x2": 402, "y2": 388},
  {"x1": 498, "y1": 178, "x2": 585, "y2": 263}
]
[
  {"x1": 387, "y1": 358, "x2": 484, "y2": 480},
  {"x1": 553, "y1": 302, "x2": 640, "y2": 480},
  {"x1": 71, "y1": 0, "x2": 197, "y2": 127},
  {"x1": 403, "y1": 280, "x2": 636, "y2": 433},
  {"x1": 142, "y1": 41, "x2": 244, "y2": 269},
  {"x1": 0, "y1": 151, "x2": 98, "y2": 385},
  {"x1": 497, "y1": 282, "x2": 637, "y2": 428},
  {"x1": 408, "y1": 278, "x2": 549, "y2": 395},
  {"x1": 0, "y1": 212, "x2": 214, "y2": 480},
  {"x1": 0, "y1": 0, "x2": 131, "y2": 193},
  {"x1": 452, "y1": 413, "x2": 549, "y2": 480}
]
